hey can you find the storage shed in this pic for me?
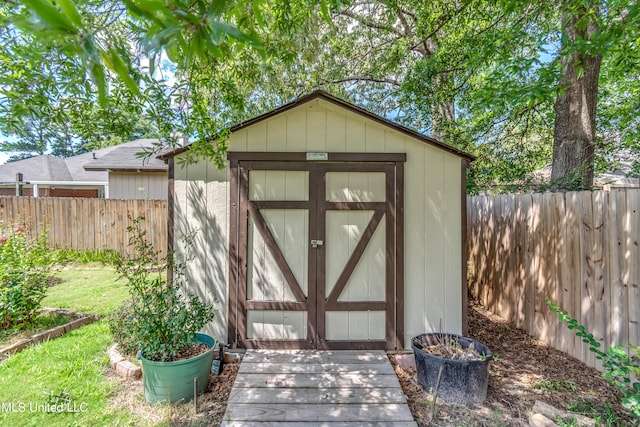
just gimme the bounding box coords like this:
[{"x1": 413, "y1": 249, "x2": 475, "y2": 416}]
[{"x1": 163, "y1": 91, "x2": 474, "y2": 350}]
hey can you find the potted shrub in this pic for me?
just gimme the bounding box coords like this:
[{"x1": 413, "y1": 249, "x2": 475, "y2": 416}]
[
  {"x1": 412, "y1": 332, "x2": 492, "y2": 406},
  {"x1": 112, "y1": 217, "x2": 216, "y2": 403}
]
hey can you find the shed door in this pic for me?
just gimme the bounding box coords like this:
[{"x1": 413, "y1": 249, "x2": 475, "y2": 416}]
[{"x1": 229, "y1": 155, "x2": 404, "y2": 350}]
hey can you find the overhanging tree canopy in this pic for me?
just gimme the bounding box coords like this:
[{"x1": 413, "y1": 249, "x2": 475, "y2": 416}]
[{"x1": 2, "y1": 0, "x2": 638, "y2": 192}]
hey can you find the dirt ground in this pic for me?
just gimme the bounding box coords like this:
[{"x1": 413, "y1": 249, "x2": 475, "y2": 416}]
[
  {"x1": 110, "y1": 301, "x2": 632, "y2": 426},
  {"x1": 391, "y1": 301, "x2": 632, "y2": 426},
  {"x1": 108, "y1": 361, "x2": 240, "y2": 426}
]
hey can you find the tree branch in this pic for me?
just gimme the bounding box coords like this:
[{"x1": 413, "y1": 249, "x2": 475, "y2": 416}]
[
  {"x1": 324, "y1": 75, "x2": 402, "y2": 87},
  {"x1": 338, "y1": 9, "x2": 405, "y2": 38}
]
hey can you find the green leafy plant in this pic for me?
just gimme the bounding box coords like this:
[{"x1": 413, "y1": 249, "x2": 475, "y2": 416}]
[
  {"x1": 107, "y1": 299, "x2": 137, "y2": 356},
  {"x1": 112, "y1": 216, "x2": 214, "y2": 362},
  {"x1": 533, "y1": 377, "x2": 578, "y2": 392},
  {"x1": 0, "y1": 223, "x2": 56, "y2": 330},
  {"x1": 568, "y1": 397, "x2": 623, "y2": 427},
  {"x1": 550, "y1": 301, "x2": 640, "y2": 419}
]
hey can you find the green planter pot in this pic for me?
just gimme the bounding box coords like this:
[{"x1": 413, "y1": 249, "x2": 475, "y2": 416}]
[{"x1": 140, "y1": 333, "x2": 216, "y2": 403}]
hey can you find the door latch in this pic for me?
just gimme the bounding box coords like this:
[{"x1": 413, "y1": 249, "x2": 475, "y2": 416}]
[{"x1": 310, "y1": 239, "x2": 324, "y2": 248}]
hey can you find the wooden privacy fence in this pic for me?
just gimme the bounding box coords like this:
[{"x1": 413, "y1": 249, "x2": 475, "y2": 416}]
[
  {"x1": 0, "y1": 197, "x2": 168, "y2": 258},
  {"x1": 467, "y1": 189, "x2": 640, "y2": 370}
]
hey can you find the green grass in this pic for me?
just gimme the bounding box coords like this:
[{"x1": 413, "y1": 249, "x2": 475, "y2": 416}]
[
  {"x1": 55, "y1": 249, "x2": 121, "y2": 267},
  {"x1": 42, "y1": 268, "x2": 129, "y2": 316},
  {"x1": 0, "y1": 321, "x2": 143, "y2": 426}
]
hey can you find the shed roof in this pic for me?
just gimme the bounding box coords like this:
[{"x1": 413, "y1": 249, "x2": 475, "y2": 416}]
[{"x1": 159, "y1": 90, "x2": 476, "y2": 161}]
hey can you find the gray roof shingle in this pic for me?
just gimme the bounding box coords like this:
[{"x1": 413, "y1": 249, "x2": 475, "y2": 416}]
[
  {"x1": 0, "y1": 139, "x2": 165, "y2": 184},
  {"x1": 83, "y1": 139, "x2": 166, "y2": 172}
]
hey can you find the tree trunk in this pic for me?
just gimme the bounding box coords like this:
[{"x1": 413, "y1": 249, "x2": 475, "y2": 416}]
[
  {"x1": 424, "y1": 38, "x2": 455, "y2": 141},
  {"x1": 551, "y1": 8, "x2": 602, "y2": 190}
]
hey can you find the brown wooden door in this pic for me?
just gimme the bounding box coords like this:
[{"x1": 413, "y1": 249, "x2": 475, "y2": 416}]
[{"x1": 228, "y1": 154, "x2": 404, "y2": 349}]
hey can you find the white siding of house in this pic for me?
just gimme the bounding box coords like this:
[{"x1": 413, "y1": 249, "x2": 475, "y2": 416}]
[
  {"x1": 108, "y1": 172, "x2": 167, "y2": 200},
  {"x1": 174, "y1": 98, "x2": 463, "y2": 346}
]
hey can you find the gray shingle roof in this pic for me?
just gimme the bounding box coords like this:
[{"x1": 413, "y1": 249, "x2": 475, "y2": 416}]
[
  {"x1": 0, "y1": 154, "x2": 84, "y2": 183},
  {"x1": 0, "y1": 139, "x2": 165, "y2": 184},
  {"x1": 83, "y1": 139, "x2": 167, "y2": 172}
]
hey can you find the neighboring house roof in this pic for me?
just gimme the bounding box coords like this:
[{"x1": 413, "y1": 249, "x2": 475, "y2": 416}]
[
  {"x1": 84, "y1": 139, "x2": 167, "y2": 172},
  {"x1": 0, "y1": 138, "x2": 165, "y2": 185},
  {"x1": 159, "y1": 90, "x2": 477, "y2": 161},
  {"x1": 532, "y1": 161, "x2": 640, "y2": 189},
  {"x1": 0, "y1": 155, "x2": 74, "y2": 183}
]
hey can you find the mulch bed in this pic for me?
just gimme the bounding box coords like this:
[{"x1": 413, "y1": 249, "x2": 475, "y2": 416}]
[
  {"x1": 110, "y1": 300, "x2": 633, "y2": 426},
  {"x1": 391, "y1": 301, "x2": 632, "y2": 426}
]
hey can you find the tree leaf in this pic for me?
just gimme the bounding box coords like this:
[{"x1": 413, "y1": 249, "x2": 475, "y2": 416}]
[
  {"x1": 90, "y1": 62, "x2": 108, "y2": 107},
  {"x1": 103, "y1": 49, "x2": 141, "y2": 97},
  {"x1": 55, "y1": 0, "x2": 84, "y2": 29},
  {"x1": 211, "y1": 21, "x2": 261, "y2": 48},
  {"x1": 22, "y1": 0, "x2": 78, "y2": 33}
]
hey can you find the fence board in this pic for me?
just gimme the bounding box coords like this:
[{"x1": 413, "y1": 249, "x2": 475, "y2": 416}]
[
  {"x1": 468, "y1": 189, "x2": 640, "y2": 370},
  {"x1": 0, "y1": 197, "x2": 167, "y2": 258},
  {"x1": 629, "y1": 190, "x2": 640, "y2": 348}
]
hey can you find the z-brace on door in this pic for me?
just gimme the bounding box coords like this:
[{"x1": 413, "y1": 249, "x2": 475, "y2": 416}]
[{"x1": 228, "y1": 153, "x2": 405, "y2": 350}]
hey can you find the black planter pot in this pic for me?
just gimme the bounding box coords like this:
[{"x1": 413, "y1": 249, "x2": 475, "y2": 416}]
[{"x1": 411, "y1": 333, "x2": 492, "y2": 406}]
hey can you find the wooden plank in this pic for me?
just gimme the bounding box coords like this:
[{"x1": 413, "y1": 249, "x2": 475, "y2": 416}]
[
  {"x1": 553, "y1": 193, "x2": 568, "y2": 352},
  {"x1": 609, "y1": 191, "x2": 631, "y2": 346},
  {"x1": 505, "y1": 194, "x2": 516, "y2": 322},
  {"x1": 541, "y1": 193, "x2": 556, "y2": 344},
  {"x1": 532, "y1": 193, "x2": 546, "y2": 341},
  {"x1": 222, "y1": 422, "x2": 417, "y2": 427},
  {"x1": 593, "y1": 191, "x2": 607, "y2": 371},
  {"x1": 579, "y1": 191, "x2": 596, "y2": 368},
  {"x1": 524, "y1": 193, "x2": 536, "y2": 337},
  {"x1": 608, "y1": 190, "x2": 628, "y2": 348},
  {"x1": 241, "y1": 350, "x2": 389, "y2": 364},
  {"x1": 223, "y1": 403, "x2": 414, "y2": 423},
  {"x1": 628, "y1": 189, "x2": 640, "y2": 348},
  {"x1": 566, "y1": 192, "x2": 582, "y2": 361},
  {"x1": 238, "y1": 362, "x2": 396, "y2": 375},
  {"x1": 233, "y1": 373, "x2": 402, "y2": 389},
  {"x1": 228, "y1": 387, "x2": 407, "y2": 404},
  {"x1": 476, "y1": 196, "x2": 487, "y2": 305},
  {"x1": 515, "y1": 195, "x2": 528, "y2": 329}
]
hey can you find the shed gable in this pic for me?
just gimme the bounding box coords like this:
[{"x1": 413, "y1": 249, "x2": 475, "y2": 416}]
[{"x1": 228, "y1": 98, "x2": 461, "y2": 162}]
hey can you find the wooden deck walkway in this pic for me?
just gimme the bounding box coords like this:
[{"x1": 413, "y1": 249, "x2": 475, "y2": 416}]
[{"x1": 222, "y1": 350, "x2": 417, "y2": 426}]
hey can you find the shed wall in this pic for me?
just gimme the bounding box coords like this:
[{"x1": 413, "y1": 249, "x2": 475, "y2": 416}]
[
  {"x1": 174, "y1": 99, "x2": 463, "y2": 346},
  {"x1": 108, "y1": 172, "x2": 168, "y2": 200}
]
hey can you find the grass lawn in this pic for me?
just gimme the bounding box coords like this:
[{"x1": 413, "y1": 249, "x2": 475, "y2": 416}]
[
  {"x1": 42, "y1": 268, "x2": 130, "y2": 316},
  {"x1": 1, "y1": 267, "x2": 148, "y2": 426},
  {"x1": 0, "y1": 321, "x2": 143, "y2": 426}
]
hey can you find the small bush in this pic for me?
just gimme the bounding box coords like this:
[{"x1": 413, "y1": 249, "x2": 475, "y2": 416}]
[
  {"x1": 550, "y1": 301, "x2": 640, "y2": 420},
  {"x1": 0, "y1": 224, "x2": 56, "y2": 330},
  {"x1": 108, "y1": 299, "x2": 138, "y2": 356},
  {"x1": 112, "y1": 217, "x2": 215, "y2": 362}
]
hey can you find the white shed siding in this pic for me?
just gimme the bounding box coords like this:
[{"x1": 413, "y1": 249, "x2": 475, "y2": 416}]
[
  {"x1": 174, "y1": 98, "x2": 464, "y2": 347},
  {"x1": 174, "y1": 160, "x2": 229, "y2": 342},
  {"x1": 108, "y1": 172, "x2": 167, "y2": 200}
]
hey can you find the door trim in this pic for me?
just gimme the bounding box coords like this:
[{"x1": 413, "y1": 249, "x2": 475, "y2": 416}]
[{"x1": 228, "y1": 152, "x2": 405, "y2": 350}]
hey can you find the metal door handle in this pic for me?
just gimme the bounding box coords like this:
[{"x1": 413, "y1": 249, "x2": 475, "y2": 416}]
[{"x1": 311, "y1": 239, "x2": 323, "y2": 248}]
